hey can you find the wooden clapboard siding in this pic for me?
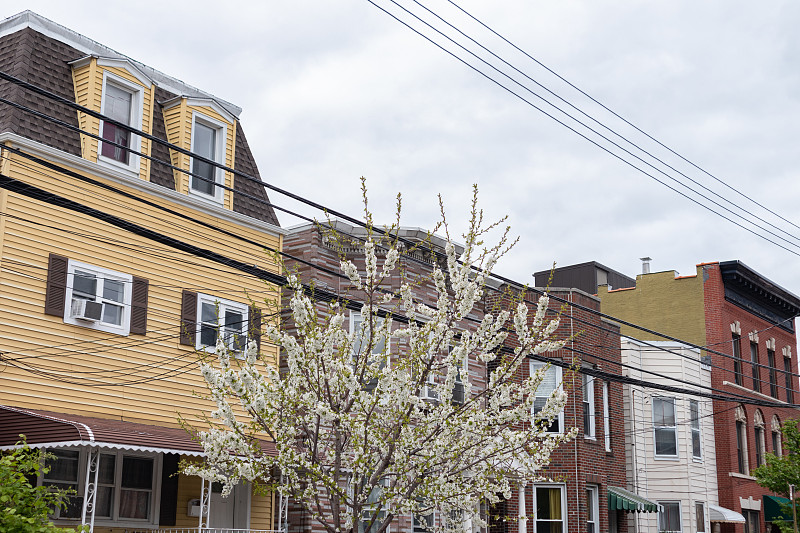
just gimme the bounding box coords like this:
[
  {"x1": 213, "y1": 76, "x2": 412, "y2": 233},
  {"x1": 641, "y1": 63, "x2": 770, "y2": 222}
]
[
  {"x1": 251, "y1": 488, "x2": 274, "y2": 530},
  {"x1": 175, "y1": 470, "x2": 202, "y2": 528},
  {"x1": 163, "y1": 99, "x2": 189, "y2": 192},
  {"x1": 0, "y1": 154, "x2": 281, "y2": 426},
  {"x1": 71, "y1": 58, "x2": 101, "y2": 162}
]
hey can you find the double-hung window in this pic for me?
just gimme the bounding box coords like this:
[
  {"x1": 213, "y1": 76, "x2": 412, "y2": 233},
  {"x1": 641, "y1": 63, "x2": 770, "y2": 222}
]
[
  {"x1": 359, "y1": 478, "x2": 388, "y2": 533},
  {"x1": 196, "y1": 294, "x2": 248, "y2": 352},
  {"x1": 64, "y1": 260, "x2": 134, "y2": 335},
  {"x1": 784, "y1": 355, "x2": 794, "y2": 404},
  {"x1": 530, "y1": 361, "x2": 563, "y2": 433},
  {"x1": 696, "y1": 503, "x2": 706, "y2": 533},
  {"x1": 190, "y1": 113, "x2": 227, "y2": 203},
  {"x1": 689, "y1": 400, "x2": 702, "y2": 460},
  {"x1": 43, "y1": 449, "x2": 82, "y2": 519},
  {"x1": 603, "y1": 381, "x2": 611, "y2": 452},
  {"x1": 653, "y1": 397, "x2": 677, "y2": 457},
  {"x1": 754, "y1": 411, "x2": 766, "y2": 467},
  {"x1": 582, "y1": 372, "x2": 595, "y2": 439},
  {"x1": 733, "y1": 333, "x2": 743, "y2": 386},
  {"x1": 586, "y1": 486, "x2": 599, "y2": 533},
  {"x1": 352, "y1": 311, "x2": 387, "y2": 391},
  {"x1": 98, "y1": 73, "x2": 142, "y2": 173},
  {"x1": 767, "y1": 348, "x2": 778, "y2": 398},
  {"x1": 533, "y1": 485, "x2": 565, "y2": 533},
  {"x1": 658, "y1": 501, "x2": 682, "y2": 533},
  {"x1": 751, "y1": 341, "x2": 761, "y2": 393}
]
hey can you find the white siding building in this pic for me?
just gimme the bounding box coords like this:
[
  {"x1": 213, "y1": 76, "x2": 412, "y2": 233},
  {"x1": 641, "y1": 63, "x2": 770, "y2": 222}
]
[{"x1": 622, "y1": 338, "x2": 728, "y2": 533}]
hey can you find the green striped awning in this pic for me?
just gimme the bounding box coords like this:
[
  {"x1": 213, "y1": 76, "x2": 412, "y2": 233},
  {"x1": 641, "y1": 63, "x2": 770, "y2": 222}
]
[{"x1": 608, "y1": 486, "x2": 659, "y2": 513}]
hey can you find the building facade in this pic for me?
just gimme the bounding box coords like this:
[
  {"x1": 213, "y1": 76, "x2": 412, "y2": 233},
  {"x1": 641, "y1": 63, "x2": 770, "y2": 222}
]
[
  {"x1": 486, "y1": 285, "x2": 642, "y2": 533},
  {"x1": 600, "y1": 261, "x2": 800, "y2": 533},
  {"x1": 0, "y1": 11, "x2": 283, "y2": 532},
  {"x1": 621, "y1": 338, "x2": 720, "y2": 533}
]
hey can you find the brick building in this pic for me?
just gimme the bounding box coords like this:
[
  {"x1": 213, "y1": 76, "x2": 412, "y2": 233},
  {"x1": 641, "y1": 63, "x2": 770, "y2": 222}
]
[
  {"x1": 486, "y1": 283, "x2": 641, "y2": 533},
  {"x1": 599, "y1": 261, "x2": 800, "y2": 533}
]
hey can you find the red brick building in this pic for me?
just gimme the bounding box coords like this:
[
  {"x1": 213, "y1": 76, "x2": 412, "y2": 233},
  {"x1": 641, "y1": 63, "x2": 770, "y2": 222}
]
[
  {"x1": 486, "y1": 284, "x2": 637, "y2": 533},
  {"x1": 600, "y1": 260, "x2": 800, "y2": 533}
]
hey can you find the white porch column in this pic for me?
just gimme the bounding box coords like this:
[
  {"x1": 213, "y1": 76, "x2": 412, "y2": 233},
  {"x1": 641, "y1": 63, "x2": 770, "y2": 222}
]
[
  {"x1": 518, "y1": 481, "x2": 528, "y2": 533},
  {"x1": 199, "y1": 478, "x2": 212, "y2": 530},
  {"x1": 80, "y1": 447, "x2": 100, "y2": 533}
]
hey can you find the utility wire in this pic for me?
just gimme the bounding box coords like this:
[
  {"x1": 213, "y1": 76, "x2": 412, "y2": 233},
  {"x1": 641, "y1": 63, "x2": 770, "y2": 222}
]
[
  {"x1": 445, "y1": 0, "x2": 800, "y2": 234},
  {"x1": 363, "y1": 1, "x2": 800, "y2": 257}
]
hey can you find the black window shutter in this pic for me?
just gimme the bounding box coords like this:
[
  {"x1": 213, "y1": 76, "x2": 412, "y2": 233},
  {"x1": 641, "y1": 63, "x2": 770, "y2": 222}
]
[
  {"x1": 180, "y1": 290, "x2": 197, "y2": 346},
  {"x1": 158, "y1": 453, "x2": 180, "y2": 526},
  {"x1": 44, "y1": 253, "x2": 69, "y2": 316},
  {"x1": 249, "y1": 304, "x2": 262, "y2": 354},
  {"x1": 130, "y1": 276, "x2": 149, "y2": 335}
]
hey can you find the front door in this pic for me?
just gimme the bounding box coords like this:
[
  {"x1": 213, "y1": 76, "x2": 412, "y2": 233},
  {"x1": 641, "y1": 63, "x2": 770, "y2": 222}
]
[
  {"x1": 209, "y1": 482, "x2": 235, "y2": 528},
  {"x1": 209, "y1": 481, "x2": 250, "y2": 529}
]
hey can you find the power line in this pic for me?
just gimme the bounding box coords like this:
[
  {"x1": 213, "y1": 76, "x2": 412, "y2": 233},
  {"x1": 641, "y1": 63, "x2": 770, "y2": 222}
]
[
  {"x1": 364, "y1": 1, "x2": 800, "y2": 257},
  {"x1": 444, "y1": 0, "x2": 800, "y2": 235},
  {"x1": 386, "y1": 0, "x2": 800, "y2": 249}
]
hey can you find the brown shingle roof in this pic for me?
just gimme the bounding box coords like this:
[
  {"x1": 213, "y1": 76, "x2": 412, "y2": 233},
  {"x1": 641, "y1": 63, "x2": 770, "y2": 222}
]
[{"x1": 0, "y1": 405, "x2": 277, "y2": 457}]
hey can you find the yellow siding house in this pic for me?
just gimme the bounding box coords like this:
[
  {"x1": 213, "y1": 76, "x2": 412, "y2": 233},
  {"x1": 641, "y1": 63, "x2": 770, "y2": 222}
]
[{"x1": 0, "y1": 11, "x2": 285, "y2": 533}]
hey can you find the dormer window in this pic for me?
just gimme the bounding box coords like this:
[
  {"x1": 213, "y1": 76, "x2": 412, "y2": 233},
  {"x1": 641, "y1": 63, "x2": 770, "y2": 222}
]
[
  {"x1": 101, "y1": 84, "x2": 132, "y2": 163},
  {"x1": 189, "y1": 113, "x2": 226, "y2": 203},
  {"x1": 97, "y1": 71, "x2": 143, "y2": 174}
]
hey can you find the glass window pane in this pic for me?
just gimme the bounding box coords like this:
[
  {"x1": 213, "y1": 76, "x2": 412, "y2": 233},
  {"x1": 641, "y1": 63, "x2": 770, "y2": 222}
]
[
  {"x1": 225, "y1": 310, "x2": 243, "y2": 330},
  {"x1": 200, "y1": 324, "x2": 217, "y2": 347},
  {"x1": 103, "y1": 279, "x2": 125, "y2": 303},
  {"x1": 119, "y1": 489, "x2": 150, "y2": 519},
  {"x1": 96, "y1": 485, "x2": 114, "y2": 518},
  {"x1": 201, "y1": 302, "x2": 217, "y2": 323},
  {"x1": 98, "y1": 454, "x2": 115, "y2": 484},
  {"x1": 105, "y1": 84, "x2": 132, "y2": 124},
  {"x1": 692, "y1": 432, "x2": 702, "y2": 458},
  {"x1": 536, "y1": 487, "x2": 562, "y2": 520},
  {"x1": 121, "y1": 457, "x2": 153, "y2": 489},
  {"x1": 655, "y1": 428, "x2": 677, "y2": 456},
  {"x1": 102, "y1": 303, "x2": 123, "y2": 325},
  {"x1": 191, "y1": 122, "x2": 217, "y2": 195},
  {"x1": 73, "y1": 272, "x2": 97, "y2": 298},
  {"x1": 45, "y1": 450, "x2": 79, "y2": 482}
]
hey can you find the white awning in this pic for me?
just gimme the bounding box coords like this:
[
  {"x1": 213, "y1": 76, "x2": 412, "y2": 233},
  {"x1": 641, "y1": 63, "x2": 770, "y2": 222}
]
[{"x1": 709, "y1": 504, "x2": 746, "y2": 523}]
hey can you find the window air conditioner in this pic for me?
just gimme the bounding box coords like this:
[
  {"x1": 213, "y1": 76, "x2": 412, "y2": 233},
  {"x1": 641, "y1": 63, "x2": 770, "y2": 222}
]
[
  {"x1": 71, "y1": 298, "x2": 103, "y2": 321},
  {"x1": 421, "y1": 385, "x2": 439, "y2": 402}
]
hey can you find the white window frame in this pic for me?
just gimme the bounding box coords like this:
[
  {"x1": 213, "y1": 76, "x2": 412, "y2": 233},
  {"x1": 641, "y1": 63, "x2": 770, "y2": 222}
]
[
  {"x1": 40, "y1": 448, "x2": 161, "y2": 527},
  {"x1": 356, "y1": 477, "x2": 389, "y2": 533},
  {"x1": 63, "y1": 260, "x2": 133, "y2": 336},
  {"x1": 189, "y1": 111, "x2": 228, "y2": 204},
  {"x1": 196, "y1": 293, "x2": 249, "y2": 353},
  {"x1": 658, "y1": 501, "x2": 682, "y2": 533},
  {"x1": 696, "y1": 502, "x2": 706, "y2": 533},
  {"x1": 653, "y1": 397, "x2": 679, "y2": 459},
  {"x1": 690, "y1": 400, "x2": 702, "y2": 461},
  {"x1": 532, "y1": 484, "x2": 567, "y2": 533},
  {"x1": 530, "y1": 361, "x2": 564, "y2": 434},
  {"x1": 583, "y1": 371, "x2": 595, "y2": 439},
  {"x1": 98, "y1": 71, "x2": 143, "y2": 175},
  {"x1": 603, "y1": 381, "x2": 611, "y2": 452},
  {"x1": 586, "y1": 485, "x2": 599, "y2": 533}
]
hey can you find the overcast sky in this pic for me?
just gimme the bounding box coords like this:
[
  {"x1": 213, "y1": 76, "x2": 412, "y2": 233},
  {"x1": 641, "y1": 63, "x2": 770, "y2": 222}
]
[{"x1": 6, "y1": 1, "x2": 800, "y2": 294}]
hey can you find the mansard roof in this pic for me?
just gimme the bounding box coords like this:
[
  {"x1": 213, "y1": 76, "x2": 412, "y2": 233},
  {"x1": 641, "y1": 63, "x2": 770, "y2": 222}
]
[{"x1": 0, "y1": 12, "x2": 279, "y2": 226}]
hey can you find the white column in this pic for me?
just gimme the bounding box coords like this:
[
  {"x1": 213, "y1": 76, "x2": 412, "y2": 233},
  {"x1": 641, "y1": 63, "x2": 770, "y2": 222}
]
[
  {"x1": 199, "y1": 478, "x2": 212, "y2": 530},
  {"x1": 519, "y1": 481, "x2": 528, "y2": 533},
  {"x1": 81, "y1": 447, "x2": 100, "y2": 533}
]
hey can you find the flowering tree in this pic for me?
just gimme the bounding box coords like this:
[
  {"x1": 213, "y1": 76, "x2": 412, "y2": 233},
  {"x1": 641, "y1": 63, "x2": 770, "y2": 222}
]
[{"x1": 186, "y1": 189, "x2": 574, "y2": 533}]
